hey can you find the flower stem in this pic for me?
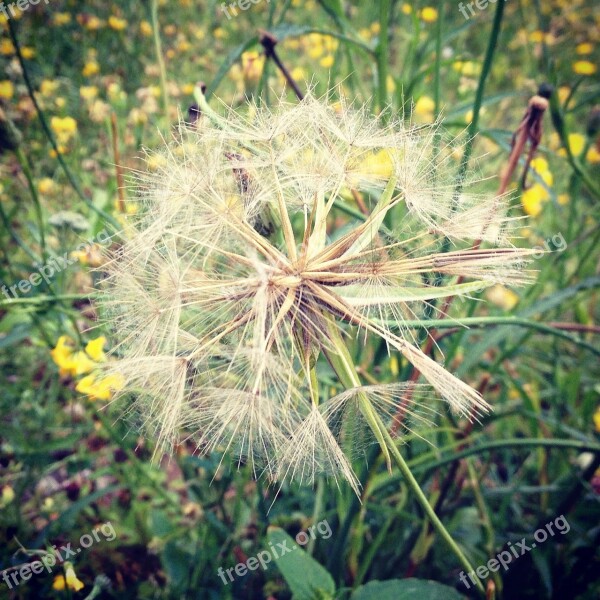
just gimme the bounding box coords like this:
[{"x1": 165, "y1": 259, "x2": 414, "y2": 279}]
[
  {"x1": 379, "y1": 420, "x2": 486, "y2": 595},
  {"x1": 321, "y1": 317, "x2": 484, "y2": 593}
]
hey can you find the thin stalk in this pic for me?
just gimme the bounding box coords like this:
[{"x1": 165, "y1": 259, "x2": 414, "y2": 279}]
[
  {"x1": 7, "y1": 19, "x2": 119, "y2": 230},
  {"x1": 376, "y1": 0, "x2": 392, "y2": 114},
  {"x1": 15, "y1": 147, "x2": 46, "y2": 258},
  {"x1": 380, "y1": 416, "x2": 485, "y2": 595},
  {"x1": 151, "y1": 0, "x2": 170, "y2": 117},
  {"x1": 454, "y1": 0, "x2": 505, "y2": 197},
  {"x1": 322, "y1": 317, "x2": 484, "y2": 595}
]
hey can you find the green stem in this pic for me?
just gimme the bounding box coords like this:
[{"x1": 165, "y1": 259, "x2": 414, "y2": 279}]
[
  {"x1": 7, "y1": 19, "x2": 118, "y2": 230},
  {"x1": 15, "y1": 147, "x2": 46, "y2": 258},
  {"x1": 454, "y1": 0, "x2": 504, "y2": 198},
  {"x1": 151, "y1": 0, "x2": 169, "y2": 118},
  {"x1": 376, "y1": 0, "x2": 392, "y2": 114},
  {"x1": 380, "y1": 417, "x2": 485, "y2": 595},
  {"x1": 322, "y1": 316, "x2": 484, "y2": 594}
]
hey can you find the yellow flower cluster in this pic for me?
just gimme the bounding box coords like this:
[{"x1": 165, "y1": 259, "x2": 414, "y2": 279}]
[
  {"x1": 521, "y1": 157, "x2": 553, "y2": 216},
  {"x1": 51, "y1": 335, "x2": 123, "y2": 400},
  {"x1": 52, "y1": 563, "x2": 84, "y2": 592},
  {"x1": 50, "y1": 116, "x2": 77, "y2": 145}
]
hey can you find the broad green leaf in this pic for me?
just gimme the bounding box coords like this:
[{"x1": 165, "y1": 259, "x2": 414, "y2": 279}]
[
  {"x1": 351, "y1": 578, "x2": 466, "y2": 600},
  {"x1": 267, "y1": 526, "x2": 335, "y2": 600}
]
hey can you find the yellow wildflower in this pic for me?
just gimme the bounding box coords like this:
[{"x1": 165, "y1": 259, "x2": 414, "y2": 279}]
[
  {"x1": 76, "y1": 373, "x2": 124, "y2": 401},
  {"x1": 241, "y1": 51, "x2": 264, "y2": 83},
  {"x1": 558, "y1": 133, "x2": 586, "y2": 158},
  {"x1": 83, "y1": 61, "x2": 100, "y2": 77},
  {"x1": 575, "y1": 43, "x2": 593, "y2": 55},
  {"x1": 0, "y1": 80, "x2": 14, "y2": 100},
  {"x1": 21, "y1": 47, "x2": 35, "y2": 59},
  {"x1": 594, "y1": 407, "x2": 600, "y2": 433},
  {"x1": 108, "y1": 15, "x2": 127, "y2": 31},
  {"x1": 50, "y1": 116, "x2": 77, "y2": 145},
  {"x1": 320, "y1": 54, "x2": 334, "y2": 68},
  {"x1": 0, "y1": 39, "x2": 14, "y2": 55},
  {"x1": 573, "y1": 61, "x2": 597, "y2": 75},
  {"x1": 587, "y1": 146, "x2": 600, "y2": 164},
  {"x1": 140, "y1": 20, "x2": 153, "y2": 36},
  {"x1": 486, "y1": 285, "x2": 520, "y2": 310},
  {"x1": 40, "y1": 80, "x2": 59, "y2": 96},
  {"x1": 53, "y1": 13, "x2": 72, "y2": 26},
  {"x1": 37, "y1": 177, "x2": 56, "y2": 196},
  {"x1": 85, "y1": 336, "x2": 106, "y2": 362},
  {"x1": 83, "y1": 15, "x2": 104, "y2": 30},
  {"x1": 0, "y1": 485, "x2": 15, "y2": 508},
  {"x1": 80, "y1": 86, "x2": 98, "y2": 101},
  {"x1": 419, "y1": 7, "x2": 438, "y2": 23},
  {"x1": 414, "y1": 95, "x2": 435, "y2": 120},
  {"x1": 52, "y1": 563, "x2": 84, "y2": 592},
  {"x1": 401, "y1": 3, "x2": 412, "y2": 14}
]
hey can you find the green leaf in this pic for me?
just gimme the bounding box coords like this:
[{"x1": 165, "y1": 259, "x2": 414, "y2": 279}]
[
  {"x1": 351, "y1": 578, "x2": 466, "y2": 600},
  {"x1": 266, "y1": 526, "x2": 335, "y2": 600}
]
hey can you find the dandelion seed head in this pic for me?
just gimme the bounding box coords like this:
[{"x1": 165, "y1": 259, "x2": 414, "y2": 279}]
[{"x1": 99, "y1": 91, "x2": 534, "y2": 493}]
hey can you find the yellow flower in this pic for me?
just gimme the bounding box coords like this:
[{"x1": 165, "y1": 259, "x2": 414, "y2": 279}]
[
  {"x1": 52, "y1": 564, "x2": 84, "y2": 592},
  {"x1": 573, "y1": 61, "x2": 597, "y2": 75},
  {"x1": 0, "y1": 485, "x2": 15, "y2": 508},
  {"x1": 53, "y1": 12, "x2": 72, "y2": 26},
  {"x1": 557, "y1": 86, "x2": 571, "y2": 106},
  {"x1": 587, "y1": 146, "x2": 600, "y2": 164},
  {"x1": 76, "y1": 373, "x2": 124, "y2": 401},
  {"x1": 529, "y1": 30, "x2": 545, "y2": 43},
  {"x1": 83, "y1": 15, "x2": 104, "y2": 30},
  {"x1": 530, "y1": 157, "x2": 553, "y2": 186},
  {"x1": 21, "y1": 47, "x2": 35, "y2": 59},
  {"x1": 557, "y1": 193, "x2": 570, "y2": 205},
  {"x1": 320, "y1": 54, "x2": 334, "y2": 68},
  {"x1": 83, "y1": 61, "x2": 100, "y2": 77},
  {"x1": 40, "y1": 79, "x2": 60, "y2": 96},
  {"x1": 108, "y1": 15, "x2": 127, "y2": 31},
  {"x1": 359, "y1": 148, "x2": 395, "y2": 178},
  {"x1": 37, "y1": 177, "x2": 56, "y2": 195},
  {"x1": 241, "y1": 51, "x2": 264, "y2": 83},
  {"x1": 0, "y1": 80, "x2": 14, "y2": 100},
  {"x1": 419, "y1": 7, "x2": 438, "y2": 23},
  {"x1": 213, "y1": 27, "x2": 226, "y2": 39},
  {"x1": 140, "y1": 20, "x2": 153, "y2": 37},
  {"x1": 522, "y1": 184, "x2": 548, "y2": 216},
  {"x1": 0, "y1": 39, "x2": 14, "y2": 55},
  {"x1": 575, "y1": 42, "x2": 593, "y2": 55},
  {"x1": 50, "y1": 116, "x2": 77, "y2": 144},
  {"x1": 128, "y1": 107, "x2": 148, "y2": 126},
  {"x1": 80, "y1": 85, "x2": 98, "y2": 101},
  {"x1": 414, "y1": 95, "x2": 435, "y2": 120},
  {"x1": 401, "y1": 3, "x2": 412, "y2": 14},
  {"x1": 486, "y1": 285, "x2": 520, "y2": 310},
  {"x1": 51, "y1": 336, "x2": 96, "y2": 377},
  {"x1": 594, "y1": 407, "x2": 600, "y2": 433},
  {"x1": 557, "y1": 133, "x2": 586, "y2": 158},
  {"x1": 85, "y1": 336, "x2": 106, "y2": 362}
]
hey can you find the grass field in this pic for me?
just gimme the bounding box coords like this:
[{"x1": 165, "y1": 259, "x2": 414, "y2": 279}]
[{"x1": 0, "y1": 1, "x2": 599, "y2": 599}]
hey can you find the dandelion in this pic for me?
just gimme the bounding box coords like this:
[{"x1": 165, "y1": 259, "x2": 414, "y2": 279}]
[{"x1": 99, "y1": 92, "x2": 535, "y2": 490}]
